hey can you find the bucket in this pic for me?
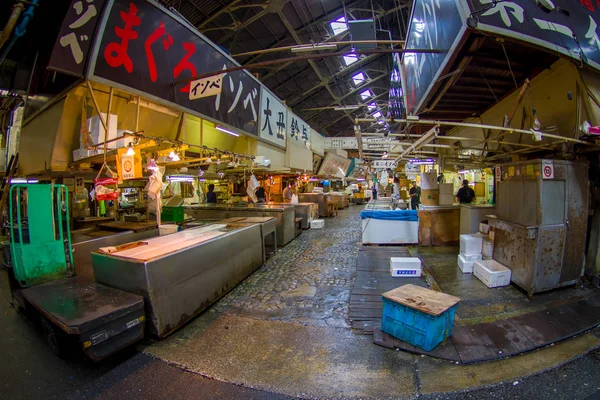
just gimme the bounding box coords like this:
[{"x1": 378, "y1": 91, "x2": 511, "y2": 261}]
[{"x1": 159, "y1": 224, "x2": 179, "y2": 236}]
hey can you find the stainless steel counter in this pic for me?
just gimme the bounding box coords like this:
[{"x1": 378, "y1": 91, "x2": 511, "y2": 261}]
[
  {"x1": 92, "y1": 224, "x2": 263, "y2": 338},
  {"x1": 257, "y1": 202, "x2": 318, "y2": 229},
  {"x1": 184, "y1": 204, "x2": 296, "y2": 246}
]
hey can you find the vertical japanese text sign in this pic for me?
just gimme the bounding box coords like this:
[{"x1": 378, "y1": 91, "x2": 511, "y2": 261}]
[
  {"x1": 258, "y1": 87, "x2": 287, "y2": 148},
  {"x1": 92, "y1": 0, "x2": 260, "y2": 136},
  {"x1": 49, "y1": 0, "x2": 108, "y2": 76},
  {"x1": 286, "y1": 111, "x2": 310, "y2": 147},
  {"x1": 401, "y1": 0, "x2": 464, "y2": 115}
]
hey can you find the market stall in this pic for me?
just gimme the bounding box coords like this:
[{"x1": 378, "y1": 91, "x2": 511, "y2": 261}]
[
  {"x1": 298, "y1": 192, "x2": 332, "y2": 218},
  {"x1": 418, "y1": 205, "x2": 461, "y2": 246}
]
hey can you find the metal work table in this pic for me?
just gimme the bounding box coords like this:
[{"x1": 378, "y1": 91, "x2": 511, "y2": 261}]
[
  {"x1": 92, "y1": 223, "x2": 264, "y2": 338},
  {"x1": 257, "y1": 202, "x2": 318, "y2": 229},
  {"x1": 184, "y1": 204, "x2": 296, "y2": 246},
  {"x1": 219, "y1": 217, "x2": 277, "y2": 262}
]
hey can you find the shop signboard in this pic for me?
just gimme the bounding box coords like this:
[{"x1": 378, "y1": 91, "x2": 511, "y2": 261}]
[
  {"x1": 373, "y1": 160, "x2": 398, "y2": 169},
  {"x1": 49, "y1": 0, "x2": 108, "y2": 76},
  {"x1": 323, "y1": 137, "x2": 358, "y2": 149},
  {"x1": 258, "y1": 87, "x2": 287, "y2": 148},
  {"x1": 472, "y1": 0, "x2": 600, "y2": 71},
  {"x1": 91, "y1": 0, "x2": 260, "y2": 136},
  {"x1": 286, "y1": 111, "x2": 310, "y2": 147},
  {"x1": 401, "y1": 0, "x2": 466, "y2": 115},
  {"x1": 317, "y1": 152, "x2": 352, "y2": 177},
  {"x1": 542, "y1": 160, "x2": 554, "y2": 179},
  {"x1": 116, "y1": 147, "x2": 143, "y2": 182}
]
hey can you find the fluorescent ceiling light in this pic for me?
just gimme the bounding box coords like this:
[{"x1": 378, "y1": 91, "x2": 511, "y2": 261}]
[
  {"x1": 291, "y1": 44, "x2": 337, "y2": 53},
  {"x1": 334, "y1": 105, "x2": 360, "y2": 111},
  {"x1": 343, "y1": 54, "x2": 358, "y2": 66},
  {"x1": 372, "y1": 111, "x2": 382, "y2": 118},
  {"x1": 367, "y1": 102, "x2": 377, "y2": 111},
  {"x1": 216, "y1": 125, "x2": 240, "y2": 137},
  {"x1": 330, "y1": 16, "x2": 348, "y2": 35},
  {"x1": 352, "y1": 72, "x2": 366, "y2": 85},
  {"x1": 360, "y1": 89, "x2": 373, "y2": 100}
]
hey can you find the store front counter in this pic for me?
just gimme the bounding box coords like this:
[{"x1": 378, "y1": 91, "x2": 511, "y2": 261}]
[{"x1": 418, "y1": 205, "x2": 461, "y2": 246}]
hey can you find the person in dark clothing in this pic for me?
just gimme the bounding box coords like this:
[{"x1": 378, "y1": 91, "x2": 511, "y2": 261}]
[
  {"x1": 255, "y1": 186, "x2": 267, "y2": 203},
  {"x1": 371, "y1": 185, "x2": 378, "y2": 200},
  {"x1": 456, "y1": 179, "x2": 476, "y2": 204},
  {"x1": 409, "y1": 181, "x2": 420, "y2": 210},
  {"x1": 206, "y1": 184, "x2": 217, "y2": 203}
]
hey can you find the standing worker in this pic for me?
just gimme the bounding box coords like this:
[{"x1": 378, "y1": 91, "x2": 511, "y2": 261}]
[
  {"x1": 409, "y1": 181, "x2": 421, "y2": 210},
  {"x1": 255, "y1": 186, "x2": 267, "y2": 203},
  {"x1": 456, "y1": 180, "x2": 476, "y2": 204},
  {"x1": 283, "y1": 182, "x2": 294, "y2": 202},
  {"x1": 371, "y1": 184, "x2": 378, "y2": 200},
  {"x1": 206, "y1": 184, "x2": 217, "y2": 203}
]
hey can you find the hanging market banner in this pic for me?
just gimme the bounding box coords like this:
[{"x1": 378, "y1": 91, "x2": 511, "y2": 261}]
[
  {"x1": 471, "y1": 0, "x2": 600, "y2": 71},
  {"x1": 49, "y1": 0, "x2": 108, "y2": 76},
  {"x1": 91, "y1": 0, "x2": 260, "y2": 136},
  {"x1": 317, "y1": 152, "x2": 352, "y2": 177},
  {"x1": 286, "y1": 111, "x2": 310, "y2": 147},
  {"x1": 258, "y1": 87, "x2": 287, "y2": 148},
  {"x1": 373, "y1": 160, "x2": 398, "y2": 169},
  {"x1": 401, "y1": 0, "x2": 466, "y2": 115}
]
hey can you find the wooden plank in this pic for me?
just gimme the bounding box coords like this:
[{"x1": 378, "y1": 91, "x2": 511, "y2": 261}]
[
  {"x1": 348, "y1": 302, "x2": 383, "y2": 310},
  {"x1": 452, "y1": 324, "x2": 499, "y2": 363},
  {"x1": 382, "y1": 284, "x2": 460, "y2": 316},
  {"x1": 350, "y1": 294, "x2": 382, "y2": 303},
  {"x1": 348, "y1": 308, "x2": 382, "y2": 319}
]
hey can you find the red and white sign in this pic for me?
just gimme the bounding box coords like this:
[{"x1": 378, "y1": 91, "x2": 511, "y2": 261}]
[
  {"x1": 121, "y1": 155, "x2": 135, "y2": 180},
  {"x1": 542, "y1": 160, "x2": 554, "y2": 180},
  {"x1": 495, "y1": 165, "x2": 501, "y2": 181}
]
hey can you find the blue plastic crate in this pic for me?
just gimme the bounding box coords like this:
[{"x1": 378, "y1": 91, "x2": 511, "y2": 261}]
[{"x1": 381, "y1": 297, "x2": 457, "y2": 351}]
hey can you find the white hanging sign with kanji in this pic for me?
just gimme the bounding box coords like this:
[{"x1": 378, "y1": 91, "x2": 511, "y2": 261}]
[
  {"x1": 258, "y1": 87, "x2": 287, "y2": 148},
  {"x1": 286, "y1": 111, "x2": 310, "y2": 147}
]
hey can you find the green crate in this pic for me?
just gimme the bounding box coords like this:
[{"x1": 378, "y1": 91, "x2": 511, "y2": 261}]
[{"x1": 162, "y1": 206, "x2": 184, "y2": 223}]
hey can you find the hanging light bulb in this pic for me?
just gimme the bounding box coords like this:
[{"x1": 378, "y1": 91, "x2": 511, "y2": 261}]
[
  {"x1": 169, "y1": 150, "x2": 176, "y2": 159},
  {"x1": 198, "y1": 169, "x2": 204, "y2": 177},
  {"x1": 218, "y1": 172, "x2": 225, "y2": 179},
  {"x1": 227, "y1": 160, "x2": 235, "y2": 167},
  {"x1": 216, "y1": 157, "x2": 221, "y2": 165},
  {"x1": 171, "y1": 152, "x2": 180, "y2": 162},
  {"x1": 126, "y1": 142, "x2": 135, "y2": 156}
]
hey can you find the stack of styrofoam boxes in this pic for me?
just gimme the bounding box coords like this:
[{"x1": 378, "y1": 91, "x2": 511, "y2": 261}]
[
  {"x1": 458, "y1": 233, "x2": 483, "y2": 273},
  {"x1": 115, "y1": 129, "x2": 134, "y2": 149},
  {"x1": 479, "y1": 221, "x2": 494, "y2": 259},
  {"x1": 390, "y1": 257, "x2": 422, "y2": 278},
  {"x1": 473, "y1": 259, "x2": 511, "y2": 288},
  {"x1": 438, "y1": 183, "x2": 454, "y2": 205},
  {"x1": 74, "y1": 113, "x2": 118, "y2": 161}
]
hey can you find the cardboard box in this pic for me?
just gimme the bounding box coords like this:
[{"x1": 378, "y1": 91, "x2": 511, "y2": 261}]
[
  {"x1": 390, "y1": 257, "x2": 422, "y2": 277},
  {"x1": 474, "y1": 259, "x2": 511, "y2": 288},
  {"x1": 421, "y1": 189, "x2": 439, "y2": 206},
  {"x1": 439, "y1": 183, "x2": 453, "y2": 194},
  {"x1": 482, "y1": 239, "x2": 494, "y2": 259},
  {"x1": 420, "y1": 172, "x2": 438, "y2": 189},
  {"x1": 439, "y1": 193, "x2": 454, "y2": 205}
]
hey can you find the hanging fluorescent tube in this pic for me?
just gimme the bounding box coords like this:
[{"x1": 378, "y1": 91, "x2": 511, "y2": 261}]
[
  {"x1": 334, "y1": 105, "x2": 360, "y2": 111},
  {"x1": 291, "y1": 44, "x2": 337, "y2": 53},
  {"x1": 216, "y1": 125, "x2": 239, "y2": 137}
]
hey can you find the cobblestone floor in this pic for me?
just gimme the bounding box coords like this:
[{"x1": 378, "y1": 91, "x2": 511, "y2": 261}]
[{"x1": 212, "y1": 205, "x2": 362, "y2": 328}]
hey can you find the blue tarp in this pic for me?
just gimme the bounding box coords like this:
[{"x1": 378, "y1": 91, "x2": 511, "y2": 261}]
[{"x1": 360, "y1": 210, "x2": 419, "y2": 221}]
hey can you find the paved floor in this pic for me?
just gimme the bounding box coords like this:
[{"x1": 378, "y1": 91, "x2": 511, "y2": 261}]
[{"x1": 1, "y1": 205, "x2": 600, "y2": 399}]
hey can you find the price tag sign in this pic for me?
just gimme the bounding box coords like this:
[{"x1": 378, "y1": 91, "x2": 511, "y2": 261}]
[
  {"x1": 542, "y1": 160, "x2": 554, "y2": 179},
  {"x1": 495, "y1": 165, "x2": 501, "y2": 181}
]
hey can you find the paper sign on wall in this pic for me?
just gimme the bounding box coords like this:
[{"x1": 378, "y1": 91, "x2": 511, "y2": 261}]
[
  {"x1": 542, "y1": 160, "x2": 554, "y2": 179},
  {"x1": 117, "y1": 148, "x2": 142, "y2": 182},
  {"x1": 495, "y1": 165, "x2": 501, "y2": 182}
]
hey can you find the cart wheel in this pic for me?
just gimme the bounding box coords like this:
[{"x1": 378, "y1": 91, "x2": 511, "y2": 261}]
[{"x1": 40, "y1": 317, "x2": 67, "y2": 357}]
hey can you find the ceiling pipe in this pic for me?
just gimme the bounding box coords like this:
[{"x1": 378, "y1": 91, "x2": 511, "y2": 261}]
[{"x1": 0, "y1": 1, "x2": 25, "y2": 51}]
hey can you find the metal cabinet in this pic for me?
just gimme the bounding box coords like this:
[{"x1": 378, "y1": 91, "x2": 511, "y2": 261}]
[{"x1": 489, "y1": 159, "x2": 588, "y2": 295}]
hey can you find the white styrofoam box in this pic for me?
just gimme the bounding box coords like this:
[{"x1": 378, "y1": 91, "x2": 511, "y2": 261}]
[
  {"x1": 73, "y1": 148, "x2": 103, "y2": 161},
  {"x1": 473, "y1": 259, "x2": 511, "y2": 288},
  {"x1": 479, "y1": 223, "x2": 490, "y2": 234},
  {"x1": 114, "y1": 132, "x2": 134, "y2": 149},
  {"x1": 460, "y1": 234, "x2": 483, "y2": 256},
  {"x1": 439, "y1": 183, "x2": 453, "y2": 194},
  {"x1": 89, "y1": 113, "x2": 118, "y2": 148},
  {"x1": 458, "y1": 253, "x2": 474, "y2": 273},
  {"x1": 310, "y1": 219, "x2": 324, "y2": 229},
  {"x1": 489, "y1": 230, "x2": 495, "y2": 241},
  {"x1": 420, "y1": 172, "x2": 438, "y2": 189},
  {"x1": 482, "y1": 239, "x2": 494, "y2": 259},
  {"x1": 460, "y1": 252, "x2": 482, "y2": 262},
  {"x1": 439, "y1": 193, "x2": 455, "y2": 205},
  {"x1": 390, "y1": 257, "x2": 422, "y2": 277}
]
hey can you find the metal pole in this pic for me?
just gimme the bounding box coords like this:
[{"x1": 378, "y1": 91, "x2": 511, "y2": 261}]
[
  {"x1": 105, "y1": 87, "x2": 113, "y2": 163},
  {"x1": 135, "y1": 95, "x2": 140, "y2": 132}
]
